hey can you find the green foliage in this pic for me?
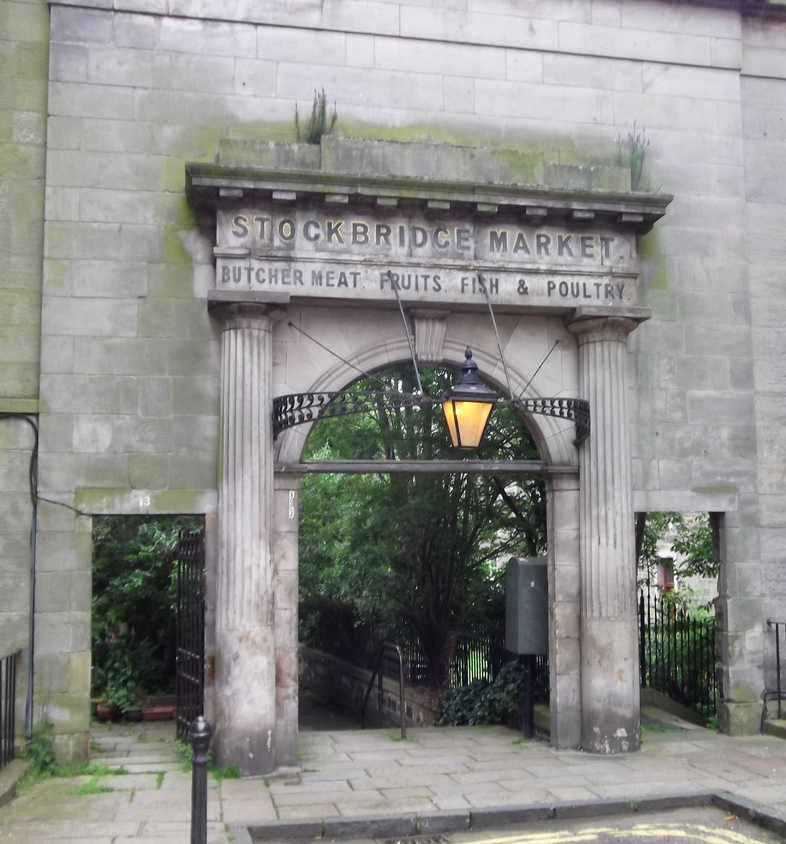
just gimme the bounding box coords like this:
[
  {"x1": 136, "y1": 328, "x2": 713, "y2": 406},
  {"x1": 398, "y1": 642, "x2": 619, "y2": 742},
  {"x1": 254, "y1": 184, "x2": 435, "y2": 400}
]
[
  {"x1": 295, "y1": 88, "x2": 337, "y2": 144},
  {"x1": 92, "y1": 515, "x2": 202, "y2": 705},
  {"x1": 212, "y1": 762, "x2": 242, "y2": 780},
  {"x1": 636, "y1": 512, "x2": 718, "y2": 587},
  {"x1": 672, "y1": 515, "x2": 716, "y2": 579},
  {"x1": 23, "y1": 721, "x2": 57, "y2": 781},
  {"x1": 299, "y1": 364, "x2": 546, "y2": 688},
  {"x1": 617, "y1": 122, "x2": 650, "y2": 190},
  {"x1": 20, "y1": 722, "x2": 128, "y2": 791},
  {"x1": 67, "y1": 778, "x2": 115, "y2": 796},
  {"x1": 438, "y1": 660, "x2": 526, "y2": 725},
  {"x1": 175, "y1": 739, "x2": 241, "y2": 780}
]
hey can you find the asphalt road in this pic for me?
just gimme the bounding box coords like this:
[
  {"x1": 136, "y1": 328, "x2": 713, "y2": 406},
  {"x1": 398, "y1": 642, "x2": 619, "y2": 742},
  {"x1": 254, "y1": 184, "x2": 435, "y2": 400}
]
[{"x1": 433, "y1": 806, "x2": 784, "y2": 844}]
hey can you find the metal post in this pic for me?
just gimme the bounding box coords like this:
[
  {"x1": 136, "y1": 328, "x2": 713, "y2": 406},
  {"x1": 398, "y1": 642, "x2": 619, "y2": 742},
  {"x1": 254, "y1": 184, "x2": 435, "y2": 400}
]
[
  {"x1": 638, "y1": 592, "x2": 646, "y2": 686},
  {"x1": 394, "y1": 645, "x2": 407, "y2": 741},
  {"x1": 520, "y1": 654, "x2": 535, "y2": 739},
  {"x1": 775, "y1": 621, "x2": 783, "y2": 721},
  {"x1": 190, "y1": 715, "x2": 212, "y2": 844}
]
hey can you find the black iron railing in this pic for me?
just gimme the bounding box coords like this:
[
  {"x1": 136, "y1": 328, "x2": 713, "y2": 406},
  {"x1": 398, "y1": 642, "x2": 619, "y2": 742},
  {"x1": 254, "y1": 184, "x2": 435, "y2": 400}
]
[
  {"x1": 639, "y1": 591, "x2": 717, "y2": 719},
  {"x1": 766, "y1": 619, "x2": 785, "y2": 720},
  {"x1": 361, "y1": 642, "x2": 407, "y2": 738},
  {"x1": 1, "y1": 650, "x2": 20, "y2": 770},
  {"x1": 175, "y1": 532, "x2": 205, "y2": 742}
]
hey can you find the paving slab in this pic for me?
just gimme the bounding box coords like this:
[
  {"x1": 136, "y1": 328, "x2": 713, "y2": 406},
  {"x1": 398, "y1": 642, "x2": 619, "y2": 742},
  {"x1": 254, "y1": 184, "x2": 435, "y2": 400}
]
[{"x1": 2, "y1": 712, "x2": 786, "y2": 841}]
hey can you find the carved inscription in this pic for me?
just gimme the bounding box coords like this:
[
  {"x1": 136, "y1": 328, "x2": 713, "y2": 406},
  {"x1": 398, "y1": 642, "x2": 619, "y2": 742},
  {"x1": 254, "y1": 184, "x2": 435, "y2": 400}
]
[{"x1": 214, "y1": 205, "x2": 639, "y2": 309}]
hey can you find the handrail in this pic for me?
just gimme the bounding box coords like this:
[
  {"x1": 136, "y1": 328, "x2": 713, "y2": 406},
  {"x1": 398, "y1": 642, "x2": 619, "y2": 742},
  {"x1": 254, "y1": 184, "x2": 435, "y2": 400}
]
[
  {"x1": 0, "y1": 650, "x2": 21, "y2": 770},
  {"x1": 767, "y1": 619, "x2": 785, "y2": 720},
  {"x1": 360, "y1": 642, "x2": 407, "y2": 740}
]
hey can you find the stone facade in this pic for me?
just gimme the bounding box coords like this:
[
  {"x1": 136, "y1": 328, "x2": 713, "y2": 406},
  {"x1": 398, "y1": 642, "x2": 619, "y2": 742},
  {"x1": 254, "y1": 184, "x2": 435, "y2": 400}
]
[{"x1": 2, "y1": 0, "x2": 786, "y2": 765}]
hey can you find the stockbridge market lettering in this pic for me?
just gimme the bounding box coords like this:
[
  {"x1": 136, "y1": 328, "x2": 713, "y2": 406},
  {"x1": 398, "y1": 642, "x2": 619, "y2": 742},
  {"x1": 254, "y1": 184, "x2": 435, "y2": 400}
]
[
  {"x1": 217, "y1": 260, "x2": 632, "y2": 305},
  {"x1": 219, "y1": 209, "x2": 632, "y2": 268}
]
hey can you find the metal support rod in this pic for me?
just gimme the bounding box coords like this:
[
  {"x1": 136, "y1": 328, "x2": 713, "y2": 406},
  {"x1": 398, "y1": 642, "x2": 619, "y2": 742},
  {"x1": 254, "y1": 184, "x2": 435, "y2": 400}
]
[
  {"x1": 476, "y1": 272, "x2": 514, "y2": 400},
  {"x1": 520, "y1": 654, "x2": 536, "y2": 740},
  {"x1": 385, "y1": 271, "x2": 424, "y2": 397},
  {"x1": 360, "y1": 643, "x2": 407, "y2": 739},
  {"x1": 394, "y1": 644, "x2": 407, "y2": 740},
  {"x1": 190, "y1": 715, "x2": 212, "y2": 844}
]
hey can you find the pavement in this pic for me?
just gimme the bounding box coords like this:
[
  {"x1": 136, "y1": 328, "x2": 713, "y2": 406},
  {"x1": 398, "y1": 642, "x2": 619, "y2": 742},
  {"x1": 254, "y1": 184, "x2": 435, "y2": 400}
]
[{"x1": 0, "y1": 709, "x2": 785, "y2": 843}]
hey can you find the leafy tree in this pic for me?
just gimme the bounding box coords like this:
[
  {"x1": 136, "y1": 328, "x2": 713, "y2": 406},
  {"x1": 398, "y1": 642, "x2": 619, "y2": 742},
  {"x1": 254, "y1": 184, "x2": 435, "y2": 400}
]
[
  {"x1": 672, "y1": 513, "x2": 717, "y2": 579},
  {"x1": 635, "y1": 511, "x2": 718, "y2": 586},
  {"x1": 299, "y1": 364, "x2": 546, "y2": 690}
]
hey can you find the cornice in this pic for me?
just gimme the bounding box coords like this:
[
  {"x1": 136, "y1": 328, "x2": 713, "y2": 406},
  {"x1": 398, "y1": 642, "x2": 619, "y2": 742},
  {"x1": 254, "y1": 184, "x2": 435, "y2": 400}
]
[{"x1": 186, "y1": 162, "x2": 673, "y2": 235}]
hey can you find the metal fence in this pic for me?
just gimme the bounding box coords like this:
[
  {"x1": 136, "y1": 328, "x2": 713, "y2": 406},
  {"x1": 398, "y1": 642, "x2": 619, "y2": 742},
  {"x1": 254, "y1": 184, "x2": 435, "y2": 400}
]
[
  {"x1": 396, "y1": 635, "x2": 507, "y2": 688},
  {"x1": 386, "y1": 635, "x2": 549, "y2": 701},
  {"x1": 1, "y1": 650, "x2": 19, "y2": 770},
  {"x1": 638, "y1": 591, "x2": 717, "y2": 719}
]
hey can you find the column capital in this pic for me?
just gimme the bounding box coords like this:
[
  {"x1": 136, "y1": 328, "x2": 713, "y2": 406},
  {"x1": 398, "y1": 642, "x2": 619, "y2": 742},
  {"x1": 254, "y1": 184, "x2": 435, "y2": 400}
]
[
  {"x1": 209, "y1": 301, "x2": 273, "y2": 331},
  {"x1": 565, "y1": 306, "x2": 650, "y2": 344}
]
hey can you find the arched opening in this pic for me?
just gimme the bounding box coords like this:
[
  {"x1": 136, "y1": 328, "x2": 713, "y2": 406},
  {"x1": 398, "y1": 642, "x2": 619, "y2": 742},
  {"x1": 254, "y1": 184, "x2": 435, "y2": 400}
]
[{"x1": 292, "y1": 360, "x2": 553, "y2": 734}]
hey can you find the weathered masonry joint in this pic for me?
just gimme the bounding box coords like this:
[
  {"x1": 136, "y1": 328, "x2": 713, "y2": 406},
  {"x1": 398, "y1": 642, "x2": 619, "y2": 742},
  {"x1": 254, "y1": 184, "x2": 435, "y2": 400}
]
[
  {"x1": 189, "y1": 145, "x2": 671, "y2": 772},
  {"x1": 6, "y1": 0, "x2": 783, "y2": 776}
]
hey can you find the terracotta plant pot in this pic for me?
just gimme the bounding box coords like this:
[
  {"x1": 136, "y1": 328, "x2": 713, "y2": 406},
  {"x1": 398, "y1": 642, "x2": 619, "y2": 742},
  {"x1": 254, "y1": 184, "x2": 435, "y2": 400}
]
[
  {"x1": 141, "y1": 704, "x2": 176, "y2": 721},
  {"x1": 95, "y1": 701, "x2": 119, "y2": 722}
]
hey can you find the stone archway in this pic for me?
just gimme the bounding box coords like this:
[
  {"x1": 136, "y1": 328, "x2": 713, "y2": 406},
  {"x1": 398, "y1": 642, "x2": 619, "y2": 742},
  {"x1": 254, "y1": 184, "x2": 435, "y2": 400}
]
[
  {"x1": 194, "y1": 156, "x2": 670, "y2": 774},
  {"x1": 271, "y1": 326, "x2": 582, "y2": 761}
]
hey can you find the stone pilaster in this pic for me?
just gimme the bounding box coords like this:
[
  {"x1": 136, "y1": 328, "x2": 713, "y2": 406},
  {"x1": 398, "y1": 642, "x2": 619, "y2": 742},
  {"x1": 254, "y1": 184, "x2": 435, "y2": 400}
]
[
  {"x1": 273, "y1": 472, "x2": 301, "y2": 768},
  {"x1": 211, "y1": 302, "x2": 276, "y2": 775},
  {"x1": 567, "y1": 311, "x2": 644, "y2": 753}
]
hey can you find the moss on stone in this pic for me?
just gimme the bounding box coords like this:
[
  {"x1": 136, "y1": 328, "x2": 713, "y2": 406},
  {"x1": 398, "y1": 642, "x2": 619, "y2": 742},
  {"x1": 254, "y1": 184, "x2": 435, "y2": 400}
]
[
  {"x1": 638, "y1": 229, "x2": 668, "y2": 290},
  {"x1": 42, "y1": 693, "x2": 91, "y2": 733}
]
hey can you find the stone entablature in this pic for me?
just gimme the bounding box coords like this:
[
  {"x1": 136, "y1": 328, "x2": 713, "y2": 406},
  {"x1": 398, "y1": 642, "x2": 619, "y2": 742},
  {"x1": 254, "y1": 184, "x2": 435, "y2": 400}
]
[{"x1": 188, "y1": 164, "x2": 670, "y2": 313}]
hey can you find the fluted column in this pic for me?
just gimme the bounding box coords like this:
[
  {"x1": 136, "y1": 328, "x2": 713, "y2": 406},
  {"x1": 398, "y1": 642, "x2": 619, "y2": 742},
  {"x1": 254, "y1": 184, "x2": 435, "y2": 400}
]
[
  {"x1": 567, "y1": 312, "x2": 643, "y2": 753},
  {"x1": 212, "y1": 302, "x2": 276, "y2": 774}
]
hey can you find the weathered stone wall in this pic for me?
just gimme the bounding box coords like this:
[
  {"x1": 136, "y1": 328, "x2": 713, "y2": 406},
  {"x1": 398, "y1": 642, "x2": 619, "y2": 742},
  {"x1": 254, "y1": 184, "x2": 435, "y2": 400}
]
[
  {"x1": 0, "y1": 0, "x2": 47, "y2": 403},
  {"x1": 0, "y1": 0, "x2": 48, "y2": 746},
  {"x1": 741, "y1": 15, "x2": 786, "y2": 717},
  {"x1": 300, "y1": 647, "x2": 438, "y2": 729},
  {"x1": 15, "y1": 0, "x2": 786, "y2": 752}
]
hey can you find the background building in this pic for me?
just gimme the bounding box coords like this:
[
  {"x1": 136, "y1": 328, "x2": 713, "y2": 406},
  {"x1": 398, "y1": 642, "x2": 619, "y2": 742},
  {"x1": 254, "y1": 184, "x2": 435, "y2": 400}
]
[{"x1": 2, "y1": 0, "x2": 785, "y2": 767}]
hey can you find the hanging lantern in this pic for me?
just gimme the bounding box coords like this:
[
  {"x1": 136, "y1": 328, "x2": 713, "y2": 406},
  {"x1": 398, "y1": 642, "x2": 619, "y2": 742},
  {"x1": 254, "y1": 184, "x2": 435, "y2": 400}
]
[{"x1": 441, "y1": 348, "x2": 500, "y2": 449}]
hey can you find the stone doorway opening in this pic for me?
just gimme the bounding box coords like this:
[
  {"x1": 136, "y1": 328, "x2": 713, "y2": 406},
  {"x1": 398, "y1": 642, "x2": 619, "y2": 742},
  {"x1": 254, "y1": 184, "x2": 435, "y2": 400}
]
[
  {"x1": 293, "y1": 362, "x2": 550, "y2": 734},
  {"x1": 90, "y1": 515, "x2": 203, "y2": 726}
]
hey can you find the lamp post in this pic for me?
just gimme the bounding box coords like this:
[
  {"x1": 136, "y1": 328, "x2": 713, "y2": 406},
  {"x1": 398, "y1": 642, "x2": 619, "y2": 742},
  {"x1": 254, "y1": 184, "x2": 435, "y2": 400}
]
[{"x1": 440, "y1": 348, "x2": 500, "y2": 450}]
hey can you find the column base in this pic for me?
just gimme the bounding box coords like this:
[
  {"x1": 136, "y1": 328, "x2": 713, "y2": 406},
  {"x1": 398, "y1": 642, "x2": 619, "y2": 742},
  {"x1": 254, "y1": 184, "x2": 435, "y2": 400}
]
[
  {"x1": 214, "y1": 725, "x2": 276, "y2": 776},
  {"x1": 581, "y1": 618, "x2": 641, "y2": 754},
  {"x1": 718, "y1": 700, "x2": 762, "y2": 735},
  {"x1": 582, "y1": 717, "x2": 641, "y2": 754}
]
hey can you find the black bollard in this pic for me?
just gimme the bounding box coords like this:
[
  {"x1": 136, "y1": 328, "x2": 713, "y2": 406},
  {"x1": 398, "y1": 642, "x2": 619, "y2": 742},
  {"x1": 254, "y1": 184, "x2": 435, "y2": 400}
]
[{"x1": 190, "y1": 716, "x2": 212, "y2": 844}]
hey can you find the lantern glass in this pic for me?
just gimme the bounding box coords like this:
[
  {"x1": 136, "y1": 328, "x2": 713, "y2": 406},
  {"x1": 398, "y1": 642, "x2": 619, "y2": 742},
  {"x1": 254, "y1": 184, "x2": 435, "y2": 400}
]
[
  {"x1": 442, "y1": 397, "x2": 494, "y2": 449},
  {"x1": 440, "y1": 348, "x2": 499, "y2": 450}
]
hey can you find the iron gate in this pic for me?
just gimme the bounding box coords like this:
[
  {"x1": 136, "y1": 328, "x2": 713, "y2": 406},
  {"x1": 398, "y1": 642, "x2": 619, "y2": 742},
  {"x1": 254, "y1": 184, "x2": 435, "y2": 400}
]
[{"x1": 175, "y1": 530, "x2": 205, "y2": 741}]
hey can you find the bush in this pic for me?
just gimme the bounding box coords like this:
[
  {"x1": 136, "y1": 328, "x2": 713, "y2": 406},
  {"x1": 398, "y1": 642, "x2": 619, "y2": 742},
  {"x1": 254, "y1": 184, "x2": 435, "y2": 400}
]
[
  {"x1": 25, "y1": 721, "x2": 57, "y2": 779},
  {"x1": 92, "y1": 515, "x2": 202, "y2": 702},
  {"x1": 438, "y1": 660, "x2": 525, "y2": 725}
]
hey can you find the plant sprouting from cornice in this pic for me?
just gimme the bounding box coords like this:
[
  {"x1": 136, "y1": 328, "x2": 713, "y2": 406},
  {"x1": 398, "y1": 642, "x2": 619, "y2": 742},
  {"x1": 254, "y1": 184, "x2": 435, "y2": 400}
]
[
  {"x1": 617, "y1": 122, "x2": 650, "y2": 191},
  {"x1": 295, "y1": 88, "x2": 338, "y2": 145}
]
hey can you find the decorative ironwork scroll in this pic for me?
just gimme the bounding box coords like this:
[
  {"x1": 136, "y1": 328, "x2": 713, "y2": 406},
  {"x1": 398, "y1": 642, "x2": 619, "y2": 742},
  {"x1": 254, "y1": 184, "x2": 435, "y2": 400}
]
[{"x1": 273, "y1": 392, "x2": 589, "y2": 445}]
